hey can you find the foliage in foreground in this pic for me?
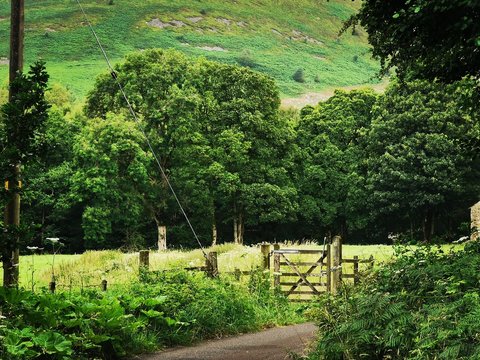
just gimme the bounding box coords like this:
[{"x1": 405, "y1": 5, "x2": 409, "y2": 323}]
[
  {"x1": 0, "y1": 269, "x2": 301, "y2": 359},
  {"x1": 307, "y1": 241, "x2": 480, "y2": 359}
]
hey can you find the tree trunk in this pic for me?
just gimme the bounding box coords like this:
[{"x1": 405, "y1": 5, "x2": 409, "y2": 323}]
[
  {"x1": 410, "y1": 216, "x2": 414, "y2": 240},
  {"x1": 211, "y1": 206, "x2": 217, "y2": 246},
  {"x1": 233, "y1": 200, "x2": 244, "y2": 244},
  {"x1": 239, "y1": 212, "x2": 244, "y2": 244},
  {"x1": 212, "y1": 223, "x2": 217, "y2": 246},
  {"x1": 154, "y1": 217, "x2": 167, "y2": 250},
  {"x1": 423, "y1": 209, "x2": 434, "y2": 243},
  {"x1": 233, "y1": 215, "x2": 238, "y2": 244},
  {"x1": 234, "y1": 212, "x2": 244, "y2": 245}
]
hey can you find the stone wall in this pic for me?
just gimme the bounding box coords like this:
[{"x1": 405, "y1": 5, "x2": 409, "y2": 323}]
[{"x1": 472, "y1": 202, "x2": 480, "y2": 241}]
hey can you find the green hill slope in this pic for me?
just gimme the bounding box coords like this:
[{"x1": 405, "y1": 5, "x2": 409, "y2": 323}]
[{"x1": 0, "y1": 0, "x2": 379, "y2": 101}]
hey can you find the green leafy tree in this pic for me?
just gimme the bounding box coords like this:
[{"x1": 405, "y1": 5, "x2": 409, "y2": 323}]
[
  {"x1": 367, "y1": 80, "x2": 480, "y2": 242},
  {"x1": 22, "y1": 109, "x2": 81, "y2": 250},
  {"x1": 0, "y1": 61, "x2": 50, "y2": 284},
  {"x1": 86, "y1": 49, "x2": 206, "y2": 248},
  {"x1": 297, "y1": 89, "x2": 377, "y2": 239},
  {"x1": 347, "y1": 0, "x2": 480, "y2": 81},
  {"x1": 194, "y1": 60, "x2": 298, "y2": 244},
  {"x1": 292, "y1": 68, "x2": 305, "y2": 83},
  {"x1": 85, "y1": 49, "x2": 297, "y2": 246},
  {"x1": 70, "y1": 114, "x2": 151, "y2": 249}
]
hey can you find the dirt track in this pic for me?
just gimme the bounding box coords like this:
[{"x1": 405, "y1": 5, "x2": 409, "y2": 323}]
[
  {"x1": 135, "y1": 322, "x2": 317, "y2": 360},
  {"x1": 281, "y1": 81, "x2": 389, "y2": 109}
]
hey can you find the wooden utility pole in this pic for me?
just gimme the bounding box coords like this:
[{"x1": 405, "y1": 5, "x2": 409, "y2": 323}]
[
  {"x1": 3, "y1": 0, "x2": 24, "y2": 287},
  {"x1": 9, "y1": 0, "x2": 24, "y2": 93}
]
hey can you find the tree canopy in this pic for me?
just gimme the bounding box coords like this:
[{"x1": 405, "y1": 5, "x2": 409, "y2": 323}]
[
  {"x1": 297, "y1": 89, "x2": 377, "y2": 239},
  {"x1": 84, "y1": 49, "x2": 297, "y2": 246},
  {"x1": 348, "y1": 0, "x2": 480, "y2": 81},
  {"x1": 367, "y1": 79, "x2": 480, "y2": 241}
]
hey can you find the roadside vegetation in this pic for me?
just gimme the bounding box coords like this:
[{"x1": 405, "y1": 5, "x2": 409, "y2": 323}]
[
  {"x1": 0, "y1": 268, "x2": 303, "y2": 359},
  {"x1": 307, "y1": 242, "x2": 480, "y2": 359}
]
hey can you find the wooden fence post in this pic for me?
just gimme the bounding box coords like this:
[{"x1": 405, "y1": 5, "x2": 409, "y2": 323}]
[
  {"x1": 353, "y1": 255, "x2": 359, "y2": 286},
  {"x1": 101, "y1": 279, "x2": 108, "y2": 292},
  {"x1": 49, "y1": 280, "x2": 56, "y2": 294},
  {"x1": 139, "y1": 250, "x2": 150, "y2": 272},
  {"x1": 234, "y1": 268, "x2": 241, "y2": 281},
  {"x1": 326, "y1": 243, "x2": 331, "y2": 292},
  {"x1": 273, "y1": 244, "x2": 280, "y2": 288},
  {"x1": 331, "y1": 235, "x2": 342, "y2": 294},
  {"x1": 206, "y1": 251, "x2": 218, "y2": 278},
  {"x1": 261, "y1": 243, "x2": 271, "y2": 270}
]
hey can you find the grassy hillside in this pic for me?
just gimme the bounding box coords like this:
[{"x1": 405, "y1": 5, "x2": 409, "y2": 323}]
[{"x1": 0, "y1": 0, "x2": 379, "y2": 100}]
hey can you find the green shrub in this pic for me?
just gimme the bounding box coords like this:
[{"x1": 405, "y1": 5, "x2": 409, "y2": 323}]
[
  {"x1": 237, "y1": 50, "x2": 257, "y2": 68},
  {"x1": 293, "y1": 68, "x2": 305, "y2": 83},
  {"x1": 307, "y1": 243, "x2": 480, "y2": 359}
]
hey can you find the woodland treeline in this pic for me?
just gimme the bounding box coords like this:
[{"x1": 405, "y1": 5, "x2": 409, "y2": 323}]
[{"x1": 1, "y1": 49, "x2": 479, "y2": 252}]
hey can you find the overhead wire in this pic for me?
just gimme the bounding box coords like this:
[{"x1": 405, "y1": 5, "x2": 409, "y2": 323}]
[{"x1": 75, "y1": 0, "x2": 210, "y2": 261}]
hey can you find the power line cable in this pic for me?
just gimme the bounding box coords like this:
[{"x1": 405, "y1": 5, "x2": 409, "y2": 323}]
[{"x1": 75, "y1": 0, "x2": 209, "y2": 261}]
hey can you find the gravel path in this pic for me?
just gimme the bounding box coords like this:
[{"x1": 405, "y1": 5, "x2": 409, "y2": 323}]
[{"x1": 135, "y1": 323, "x2": 317, "y2": 360}]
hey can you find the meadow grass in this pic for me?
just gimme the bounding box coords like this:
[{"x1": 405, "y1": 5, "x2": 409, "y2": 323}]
[
  {"x1": 8, "y1": 243, "x2": 397, "y2": 289},
  {"x1": 1, "y1": 241, "x2": 464, "y2": 291},
  {"x1": 0, "y1": 0, "x2": 379, "y2": 100}
]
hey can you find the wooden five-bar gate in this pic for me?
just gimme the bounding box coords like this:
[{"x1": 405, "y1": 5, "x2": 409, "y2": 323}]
[
  {"x1": 272, "y1": 236, "x2": 373, "y2": 300},
  {"x1": 273, "y1": 248, "x2": 329, "y2": 299}
]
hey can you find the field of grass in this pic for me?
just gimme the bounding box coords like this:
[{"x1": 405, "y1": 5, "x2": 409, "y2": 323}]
[
  {"x1": 0, "y1": 0, "x2": 380, "y2": 100},
  {"x1": 6, "y1": 242, "x2": 459, "y2": 291},
  {"x1": 9, "y1": 242, "x2": 463, "y2": 293}
]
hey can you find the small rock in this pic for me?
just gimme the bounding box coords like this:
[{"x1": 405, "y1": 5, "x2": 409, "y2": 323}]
[
  {"x1": 197, "y1": 46, "x2": 227, "y2": 52},
  {"x1": 216, "y1": 18, "x2": 232, "y2": 26},
  {"x1": 147, "y1": 18, "x2": 171, "y2": 29},
  {"x1": 187, "y1": 16, "x2": 203, "y2": 23},
  {"x1": 170, "y1": 20, "x2": 186, "y2": 27}
]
